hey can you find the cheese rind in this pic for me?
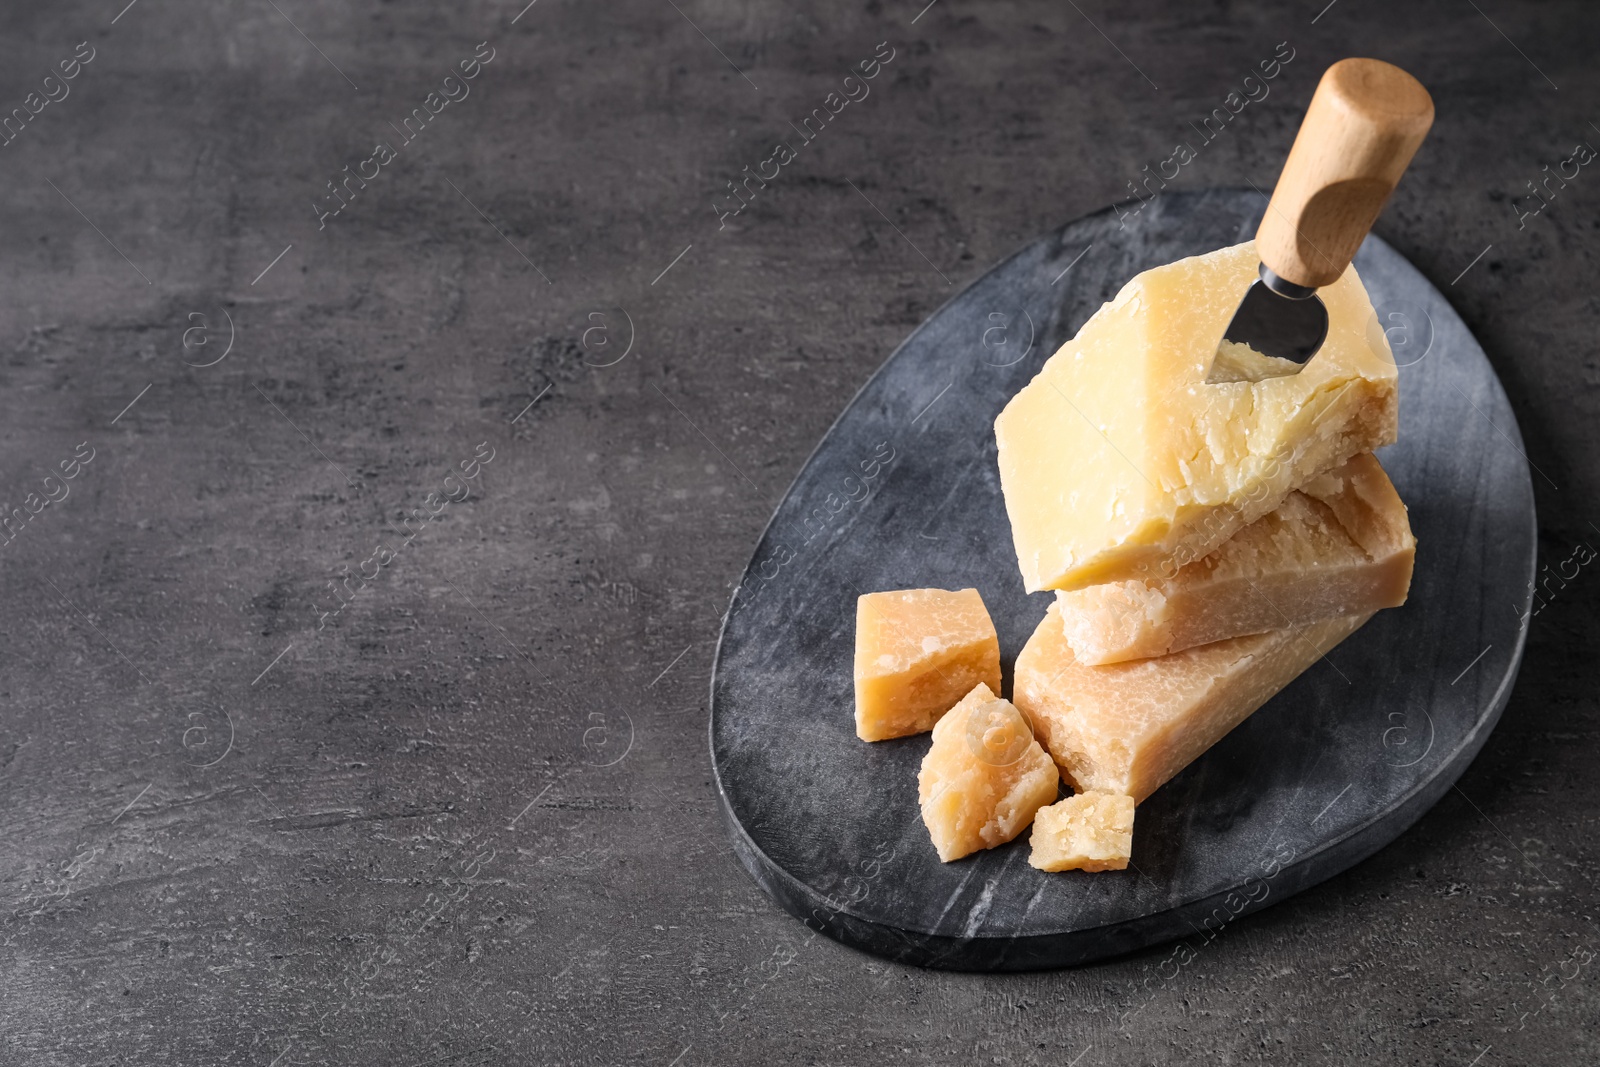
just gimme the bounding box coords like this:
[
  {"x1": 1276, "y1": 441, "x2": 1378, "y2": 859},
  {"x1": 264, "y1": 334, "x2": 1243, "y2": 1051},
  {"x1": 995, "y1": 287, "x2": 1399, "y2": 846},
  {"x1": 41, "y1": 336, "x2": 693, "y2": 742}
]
[
  {"x1": 918, "y1": 684, "x2": 1060, "y2": 862},
  {"x1": 1014, "y1": 603, "x2": 1370, "y2": 803},
  {"x1": 1028, "y1": 792, "x2": 1135, "y2": 872},
  {"x1": 854, "y1": 588, "x2": 1001, "y2": 741},
  {"x1": 994, "y1": 241, "x2": 1399, "y2": 593},
  {"x1": 1055, "y1": 453, "x2": 1414, "y2": 664}
]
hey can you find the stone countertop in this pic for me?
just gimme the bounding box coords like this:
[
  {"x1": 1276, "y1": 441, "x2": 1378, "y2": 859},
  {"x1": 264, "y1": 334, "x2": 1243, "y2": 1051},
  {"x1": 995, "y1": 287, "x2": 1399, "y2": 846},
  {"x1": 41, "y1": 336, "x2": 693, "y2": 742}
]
[{"x1": 0, "y1": 1, "x2": 1594, "y2": 1064}]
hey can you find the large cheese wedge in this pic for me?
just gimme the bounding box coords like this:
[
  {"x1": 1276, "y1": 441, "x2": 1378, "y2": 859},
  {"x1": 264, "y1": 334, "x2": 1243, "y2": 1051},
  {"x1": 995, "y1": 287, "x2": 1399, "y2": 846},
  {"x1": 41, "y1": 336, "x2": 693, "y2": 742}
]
[
  {"x1": 1013, "y1": 602, "x2": 1370, "y2": 803},
  {"x1": 995, "y1": 241, "x2": 1398, "y2": 593},
  {"x1": 1055, "y1": 452, "x2": 1414, "y2": 664},
  {"x1": 854, "y1": 588, "x2": 1001, "y2": 741},
  {"x1": 1029, "y1": 791, "x2": 1135, "y2": 872},
  {"x1": 918, "y1": 683, "x2": 1060, "y2": 862}
]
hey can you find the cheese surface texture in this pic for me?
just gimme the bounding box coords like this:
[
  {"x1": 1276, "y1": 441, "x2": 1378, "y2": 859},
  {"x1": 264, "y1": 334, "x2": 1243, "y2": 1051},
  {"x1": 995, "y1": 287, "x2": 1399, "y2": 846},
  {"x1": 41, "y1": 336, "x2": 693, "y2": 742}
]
[
  {"x1": 854, "y1": 588, "x2": 1001, "y2": 741},
  {"x1": 1014, "y1": 602, "x2": 1370, "y2": 803},
  {"x1": 918, "y1": 684, "x2": 1060, "y2": 862},
  {"x1": 1055, "y1": 452, "x2": 1414, "y2": 664},
  {"x1": 1028, "y1": 791, "x2": 1135, "y2": 872},
  {"x1": 994, "y1": 241, "x2": 1399, "y2": 592}
]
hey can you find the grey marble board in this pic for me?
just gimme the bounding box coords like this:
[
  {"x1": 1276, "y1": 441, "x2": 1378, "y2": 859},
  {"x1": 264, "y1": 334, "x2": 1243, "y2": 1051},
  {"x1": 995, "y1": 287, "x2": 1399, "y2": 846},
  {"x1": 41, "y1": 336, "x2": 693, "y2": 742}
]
[{"x1": 709, "y1": 188, "x2": 1536, "y2": 972}]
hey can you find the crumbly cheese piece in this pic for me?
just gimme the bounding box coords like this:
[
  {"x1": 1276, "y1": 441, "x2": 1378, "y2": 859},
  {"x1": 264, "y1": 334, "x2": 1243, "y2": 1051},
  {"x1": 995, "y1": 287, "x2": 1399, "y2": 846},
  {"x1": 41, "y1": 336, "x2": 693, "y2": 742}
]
[
  {"x1": 918, "y1": 683, "x2": 1060, "y2": 862},
  {"x1": 854, "y1": 588, "x2": 1001, "y2": 741},
  {"x1": 1055, "y1": 453, "x2": 1414, "y2": 664},
  {"x1": 1207, "y1": 339, "x2": 1304, "y2": 383},
  {"x1": 1028, "y1": 792, "x2": 1135, "y2": 872},
  {"x1": 1014, "y1": 602, "x2": 1370, "y2": 802},
  {"x1": 994, "y1": 240, "x2": 1399, "y2": 593}
]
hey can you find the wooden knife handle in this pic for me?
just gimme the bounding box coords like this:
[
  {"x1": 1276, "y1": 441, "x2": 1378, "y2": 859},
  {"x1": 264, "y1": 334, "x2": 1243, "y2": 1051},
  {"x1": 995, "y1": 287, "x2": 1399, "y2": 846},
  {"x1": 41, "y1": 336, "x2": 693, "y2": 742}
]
[{"x1": 1256, "y1": 58, "x2": 1434, "y2": 290}]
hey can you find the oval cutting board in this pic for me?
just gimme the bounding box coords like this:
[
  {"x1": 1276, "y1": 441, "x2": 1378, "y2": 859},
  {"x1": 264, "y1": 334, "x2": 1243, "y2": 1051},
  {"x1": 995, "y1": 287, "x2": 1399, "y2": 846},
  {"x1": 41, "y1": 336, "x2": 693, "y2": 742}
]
[{"x1": 709, "y1": 188, "x2": 1536, "y2": 971}]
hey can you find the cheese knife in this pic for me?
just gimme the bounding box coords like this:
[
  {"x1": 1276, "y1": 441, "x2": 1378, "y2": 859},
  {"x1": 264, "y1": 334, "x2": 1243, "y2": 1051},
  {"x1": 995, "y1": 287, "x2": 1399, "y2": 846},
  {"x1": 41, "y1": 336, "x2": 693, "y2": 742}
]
[{"x1": 1214, "y1": 57, "x2": 1434, "y2": 378}]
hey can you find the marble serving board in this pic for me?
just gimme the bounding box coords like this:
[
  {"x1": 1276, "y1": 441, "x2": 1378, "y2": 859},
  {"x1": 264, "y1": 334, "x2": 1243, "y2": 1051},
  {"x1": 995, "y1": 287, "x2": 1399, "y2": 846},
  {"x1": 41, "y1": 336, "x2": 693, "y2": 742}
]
[{"x1": 709, "y1": 188, "x2": 1536, "y2": 971}]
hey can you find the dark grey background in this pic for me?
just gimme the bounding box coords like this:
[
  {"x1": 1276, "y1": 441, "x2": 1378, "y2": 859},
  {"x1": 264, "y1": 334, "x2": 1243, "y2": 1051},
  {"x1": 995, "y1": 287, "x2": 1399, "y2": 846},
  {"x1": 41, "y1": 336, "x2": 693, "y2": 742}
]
[{"x1": 0, "y1": 1, "x2": 1593, "y2": 1064}]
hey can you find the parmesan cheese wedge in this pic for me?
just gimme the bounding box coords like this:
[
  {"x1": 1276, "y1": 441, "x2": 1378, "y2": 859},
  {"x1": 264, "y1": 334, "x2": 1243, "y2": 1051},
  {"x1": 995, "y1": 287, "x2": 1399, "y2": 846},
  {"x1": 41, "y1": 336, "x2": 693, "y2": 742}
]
[
  {"x1": 1029, "y1": 792, "x2": 1135, "y2": 872},
  {"x1": 918, "y1": 684, "x2": 1060, "y2": 862},
  {"x1": 1055, "y1": 452, "x2": 1414, "y2": 664},
  {"x1": 1014, "y1": 602, "x2": 1370, "y2": 803},
  {"x1": 995, "y1": 240, "x2": 1398, "y2": 593},
  {"x1": 854, "y1": 588, "x2": 1001, "y2": 741}
]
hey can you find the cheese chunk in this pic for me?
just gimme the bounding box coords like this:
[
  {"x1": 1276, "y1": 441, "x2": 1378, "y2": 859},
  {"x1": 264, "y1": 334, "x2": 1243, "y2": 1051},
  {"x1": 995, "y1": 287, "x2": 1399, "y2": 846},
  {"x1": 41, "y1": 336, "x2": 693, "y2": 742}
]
[
  {"x1": 1028, "y1": 792, "x2": 1135, "y2": 872},
  {"x1": 918, "y1": 684, "x2": 1060, "y2": 862},
  {"x1": 1014, "y1": 603, "x2": 1369, "y2": 802},
  {"x1": 1055, "y1": 453, "x2": 1415, "y2": 664},
  {"x1": 854, "y1": 588, "x2": 1001, "y2": 741},
  {"x1": 995, "y1": 241, "x2": 1399, "y2": 593}
]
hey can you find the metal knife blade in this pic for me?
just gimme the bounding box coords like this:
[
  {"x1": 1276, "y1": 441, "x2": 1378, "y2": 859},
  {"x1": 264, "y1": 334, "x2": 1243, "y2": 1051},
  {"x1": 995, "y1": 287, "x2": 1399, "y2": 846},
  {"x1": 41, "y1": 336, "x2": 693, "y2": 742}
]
[{"x1": 1211, "y1": 265, "x2": 1329, "y2": 382}]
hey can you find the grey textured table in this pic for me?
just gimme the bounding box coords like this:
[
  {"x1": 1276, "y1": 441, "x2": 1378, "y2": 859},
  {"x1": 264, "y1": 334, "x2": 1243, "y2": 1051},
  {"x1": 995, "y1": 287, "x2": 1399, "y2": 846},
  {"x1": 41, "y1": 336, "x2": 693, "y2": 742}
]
[{"x1": 0, "y1": 2, "x2": 1594, "y2": 1065}]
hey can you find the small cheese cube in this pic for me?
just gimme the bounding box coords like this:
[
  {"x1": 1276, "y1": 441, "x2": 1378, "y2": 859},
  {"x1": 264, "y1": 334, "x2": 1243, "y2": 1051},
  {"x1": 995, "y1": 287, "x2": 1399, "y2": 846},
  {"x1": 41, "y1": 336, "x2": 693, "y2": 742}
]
[
  {"x1": 995, "y1": 240, "x2": 1399, "y2": 593},
  {"x1": 854, "y1": 588, "x2": 1001, "y2": 741},
  {"x1": 1055, "y1": 453, "x2": 1415, "y2": 664},
  {"x1": 918, "y1": 684, "x2": 1060, "y2": 862},
  {"x1": 1029, "y1": 792, "x2": 1135, "y2": 872},
  {"x1": 1015, "y1": 602, "x2": 1369, "y2": 803}
]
